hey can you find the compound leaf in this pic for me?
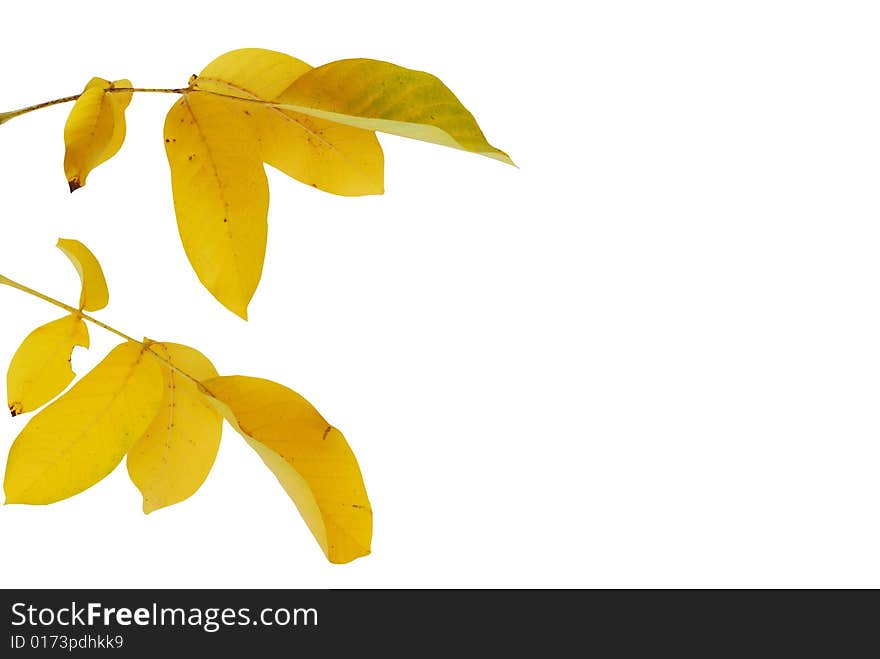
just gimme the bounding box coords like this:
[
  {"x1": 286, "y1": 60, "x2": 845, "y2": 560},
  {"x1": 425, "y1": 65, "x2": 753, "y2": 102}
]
[
  {"x1": 4, "y1": 341, "x2": 163, "y2": 504},
  {"x1": 127, "y1": 343, "x2": 222, "y2": 513},
  {"x1": 202, "y1": 375, "x2": 372, "y2": 563},
  {"x1": 6, "y1": 315, "x2": 89, "y2": 417}
]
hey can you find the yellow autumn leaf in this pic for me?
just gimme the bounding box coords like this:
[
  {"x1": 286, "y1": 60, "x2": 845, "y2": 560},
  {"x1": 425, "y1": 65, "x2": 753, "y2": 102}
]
[
  {"x1": 202, "y1": 376, "x2": 372, "y2": 563},
  {"x1": 63, "y1": 77, "x2": 132, "y2": 191},
  {"x1": 197, "y1": 48, "x2": 310, "y2": 100},
  {"x1": 194, "y1": 48, "x2": 384, "y2": 196},
  {"x1": 6, "y1": 315, "x2": 89, "y2": 417},
  {"x1": 4, "y1": 341, "x2": 163, "y2": 504},
  {"x1": 164, "y1": 92, "x2": 268, "y2": 320},
  {"x1": 56, "y1": 237, "x2": 109, "y2": 311},
  {"x1": 127, "y1": 343, "x2": 222, "y2": 513},
  {"x1": 275, "y1": 59, "x2": 513, "y2": 165}
]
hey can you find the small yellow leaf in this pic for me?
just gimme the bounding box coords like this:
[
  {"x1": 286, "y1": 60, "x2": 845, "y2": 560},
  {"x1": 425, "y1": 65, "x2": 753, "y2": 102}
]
[
  {"x1": 6, "y1": 315, "x2": 89, "y2": 417},
  {"x1": 63, "y1": 77, "x2": 132, "y2": 191},
  {"x1": 194, "y1": 48, "x2": 384, "y2": 196},
  {"x1": 164, "y1": 92, "x2": 268, "y2": 319},
  {"x1": 56, "y1": 238, "x2": 109, "y2": 311},
  {"x1": 202, "y1": 376, "x2": 372, "y2": 563},
  {"x1": 275, "y1": 59, "x2": 513, "y2": 165},
  {"x1": 4, "y1": 341, "x2": 163, "y2": 505},
  {"x1": 127, "y1": 343, "x2": 222, "y2": 513}
]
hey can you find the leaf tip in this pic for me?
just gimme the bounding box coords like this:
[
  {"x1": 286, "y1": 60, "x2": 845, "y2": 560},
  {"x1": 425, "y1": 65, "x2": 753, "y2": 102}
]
[
  {"x1": 328, "y1": 547, "x2": 372, "y2": 565},
  {"x1": 68, "y1": 178, "x2": 82, "y2": 193},
  {"x1": 140, "y1": 495, "x2": 167, "y2": 515},
  {"x1": 489, "y1": 149, "x2": 516, "y2": 167},
  {"x1": 215, "y1": 295, "x2": 250, "y2": 321}
]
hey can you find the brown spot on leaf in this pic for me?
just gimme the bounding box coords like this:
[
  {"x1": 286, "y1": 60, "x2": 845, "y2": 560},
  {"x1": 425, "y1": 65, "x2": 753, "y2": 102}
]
[
  {"x1": 68, "y1": 178, "x2": 82, "y2": 193},
  {"x1": 322, "y1": 425, "x2": 332, "y2": 440},
  {"x1": 9, "y1": 402, "x2": 22, "y2": 417}
]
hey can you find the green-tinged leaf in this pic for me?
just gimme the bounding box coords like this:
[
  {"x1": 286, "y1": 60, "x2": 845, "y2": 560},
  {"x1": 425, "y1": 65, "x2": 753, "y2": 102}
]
[
  {"x1": 193, "y1": 48, "x2": 384, "y2": 196},
  {"x1": 275, "y1": 58, "x2": 513, "y2": 165}
]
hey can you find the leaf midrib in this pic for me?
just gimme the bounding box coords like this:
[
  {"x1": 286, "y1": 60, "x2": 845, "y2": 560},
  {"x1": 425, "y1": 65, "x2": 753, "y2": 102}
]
[{"x1": 178, "y1": 95, "x2": 248, "y2": 303}]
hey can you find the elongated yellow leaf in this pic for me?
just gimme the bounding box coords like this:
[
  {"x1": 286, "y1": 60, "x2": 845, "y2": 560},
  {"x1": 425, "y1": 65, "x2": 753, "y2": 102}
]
[
  {"x1": 275, "y1": 59, "x2": 513, "y2": 165},
  {"x1": 202, "y1": 376, "x2": 372, "y2": 563},
  {"x1": 164, "y1": 92, "x2": 268, "y2": 319},
  {"x1": 56, "y1": 238, "x2": 109, "y2": 311},
  {"x1": 194, "y1": 49, "x2": 384, "y2": 196},
  {"x1": 127, "y1": 343, "x2": 222, "y2": 513},
  {"x1": 4, "y1": 341, "x2": 163, "y2": 504},
  {"x1": 63, "y1": 77, "x2": 132, "y2": 191},
  {"x1": 7, "y1": 315, "x2": 89, "y2": 417}
]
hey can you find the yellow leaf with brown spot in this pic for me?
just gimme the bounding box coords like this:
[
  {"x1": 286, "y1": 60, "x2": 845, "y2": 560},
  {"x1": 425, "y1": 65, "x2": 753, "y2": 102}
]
[
  {"x1": 202, "y1": 375, "x2": 372, "y2": 563},
  {"x1": 164, "y1": 91, "x2": 268, "y2": 320},
  {"x1": 127, "y1": 343, "x2": 222, "y2": 513},
  {"x1": 63, "y1": 77, "x2": 132, "y2": 191}
]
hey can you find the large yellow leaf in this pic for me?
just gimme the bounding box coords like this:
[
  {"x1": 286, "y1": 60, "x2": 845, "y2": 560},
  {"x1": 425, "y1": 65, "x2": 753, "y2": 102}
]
[
  {"x1": 164, "y1": 92, "x2": 268, "y2": 320},
  {"x1": 194, "y1": 48, "x2": 384, "y2": 196},
  {"x1": 275, "y1": 59, "x2": 513, "y2": 165},
  {"x1": 127, "y1": 343, "x2": 222, "y2": 513},
  {"x1": 63, "y1": 77, "x2": 132, "y2": 191},
  {"x1": 56, "y1": 238, "x2": 109, "y2": 311},
  {"x1": 6, "y1": 315, "x2": 89, "y2": 417},
  {"x1": 4, "y1": 341, "x2": 163, "y2": 504},
  {"x1": 202, "y1": 376, "x2": 372, "y2": 563}
]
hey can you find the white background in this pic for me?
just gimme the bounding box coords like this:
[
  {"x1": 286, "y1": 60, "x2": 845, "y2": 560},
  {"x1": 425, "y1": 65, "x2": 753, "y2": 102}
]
[{"x1": 1, "y1": 1, "x2": 879, "y2": 588}]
